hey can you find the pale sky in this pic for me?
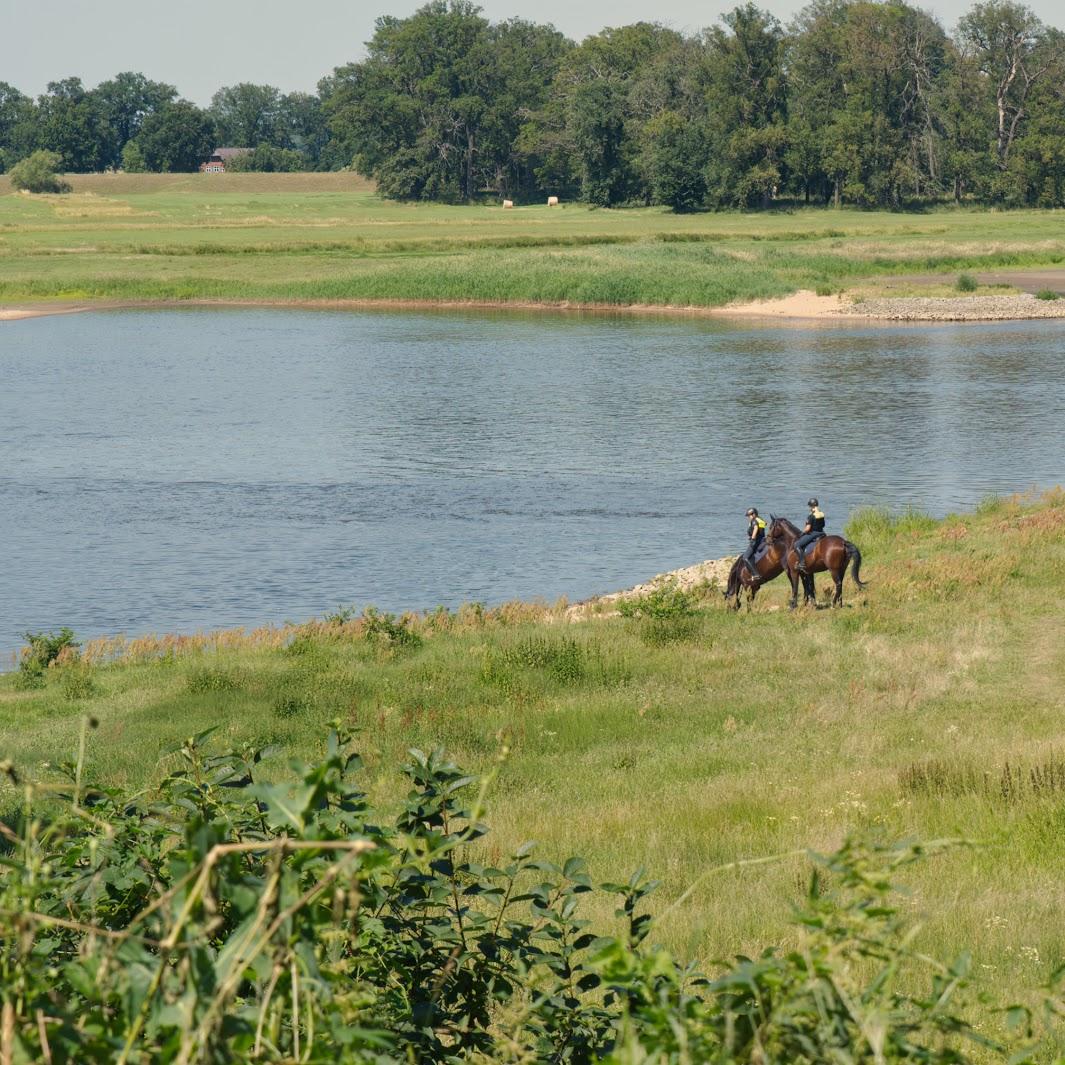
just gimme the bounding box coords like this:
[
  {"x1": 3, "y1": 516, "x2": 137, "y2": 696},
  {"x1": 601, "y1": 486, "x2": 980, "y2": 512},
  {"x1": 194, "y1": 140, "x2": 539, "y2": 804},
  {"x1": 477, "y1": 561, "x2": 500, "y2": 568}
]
[{"x1": 5, "y1": 0, "x2": 1065, "y2": 104}]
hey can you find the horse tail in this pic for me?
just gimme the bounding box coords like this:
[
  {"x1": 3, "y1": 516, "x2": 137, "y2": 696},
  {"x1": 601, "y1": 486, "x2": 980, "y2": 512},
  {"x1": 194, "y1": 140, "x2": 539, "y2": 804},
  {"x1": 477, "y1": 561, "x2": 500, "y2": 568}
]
[
  {"x1": 724, "y1": 557, "x2": 743, "y2": 600},
  {"x1": 844, "y1": 540, "x2": 868, "y2": 588}
]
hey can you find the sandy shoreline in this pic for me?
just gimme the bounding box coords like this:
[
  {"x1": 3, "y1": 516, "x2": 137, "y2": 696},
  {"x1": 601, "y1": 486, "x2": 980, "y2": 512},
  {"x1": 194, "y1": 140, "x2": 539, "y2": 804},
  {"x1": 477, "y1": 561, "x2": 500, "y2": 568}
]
[{"x1": 4, "y1": 288, "x2": 1065, "y2": 323}]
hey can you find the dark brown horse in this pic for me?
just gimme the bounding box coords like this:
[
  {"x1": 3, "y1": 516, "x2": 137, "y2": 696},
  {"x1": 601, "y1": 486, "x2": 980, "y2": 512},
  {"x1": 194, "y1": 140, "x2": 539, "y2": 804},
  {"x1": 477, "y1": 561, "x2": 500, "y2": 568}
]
[
  {"x1": 723, "y1": 536, "x2": 788, "y2": 610},
  {"x1": 765, "y1": 516, "x2": 867, "y2": 608}
]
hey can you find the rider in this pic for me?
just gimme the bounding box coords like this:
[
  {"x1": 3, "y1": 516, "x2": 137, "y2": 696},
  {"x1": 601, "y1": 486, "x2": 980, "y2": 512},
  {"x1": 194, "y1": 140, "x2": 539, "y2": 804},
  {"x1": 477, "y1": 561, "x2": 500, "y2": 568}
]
[
  {"x1": 742, "y1": 507, "x2": 767, "y2": 578},
  {"x1": 794, "y1": 498, "x2": 826, "y2": 574}
]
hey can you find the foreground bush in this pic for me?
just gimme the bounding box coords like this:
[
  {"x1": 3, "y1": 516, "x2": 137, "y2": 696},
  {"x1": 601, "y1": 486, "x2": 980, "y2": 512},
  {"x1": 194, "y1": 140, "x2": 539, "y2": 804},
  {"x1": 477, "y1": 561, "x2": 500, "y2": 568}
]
[
  {"x1": 7, "y1": 150, "x2": 70, "y2": 193},
  {"x1": 0, "y1": 724, "x2": 1053, "y2": 1063}
]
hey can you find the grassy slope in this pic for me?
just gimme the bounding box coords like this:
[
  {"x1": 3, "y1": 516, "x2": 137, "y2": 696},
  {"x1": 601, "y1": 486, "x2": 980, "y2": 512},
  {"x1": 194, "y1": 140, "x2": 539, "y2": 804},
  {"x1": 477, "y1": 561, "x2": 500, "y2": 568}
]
[
  {"x1": 2, "y1": 493, "x2": 1064, "y2": 1002},
  {"x1": 3, "y1": 173, "x2": 1065, "y2": 306}
]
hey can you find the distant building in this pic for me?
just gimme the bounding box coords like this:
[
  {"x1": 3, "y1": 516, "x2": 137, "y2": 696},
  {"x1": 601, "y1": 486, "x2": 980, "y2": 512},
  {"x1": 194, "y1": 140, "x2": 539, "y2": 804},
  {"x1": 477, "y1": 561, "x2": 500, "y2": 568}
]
[{"x1": 199, "y1": 147, "x2": 251, "y2": 173}]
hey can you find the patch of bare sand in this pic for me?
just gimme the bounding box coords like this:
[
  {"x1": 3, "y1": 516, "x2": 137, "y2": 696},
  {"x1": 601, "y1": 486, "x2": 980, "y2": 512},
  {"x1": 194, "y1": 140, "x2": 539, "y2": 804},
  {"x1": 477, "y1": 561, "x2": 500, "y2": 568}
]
[
  {"x1": 714, "y1": 289, "x2": 848, "y2": 319},
  {"x1": 0, "y1": 303, "x2": 100, "y2": 321}
]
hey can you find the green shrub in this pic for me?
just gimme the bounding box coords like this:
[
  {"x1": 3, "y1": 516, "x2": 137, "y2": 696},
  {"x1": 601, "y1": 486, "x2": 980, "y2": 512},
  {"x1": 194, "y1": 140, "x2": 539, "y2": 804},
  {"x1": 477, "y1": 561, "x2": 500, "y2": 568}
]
[
  {"x1": 956, "y1": 272, "x2": 978, "y2": 292},
  {"x1": 120, "y1": 140, "x2": 147, "y2": 173},
  {"x1": 17, "y1": 626, "x2": 78, "y2": 684},
  {"x1": 0, "y1": 727, "x2": 1033, "y2": 1063},
  {"x1": 1035, "y1": 289, "x2": 1060, "y2": 301},
  {"x1": 8, "y1": 150, "x2": 70, "y2": 193},
  {"x1": 617, "y1": 580, "x2": 697, "y2": 620},
  {"x1": 361, "y1": 605, "x2": 422, "y2": 649},
  {"x1": 59, "y1": 662, "x2": 99, "y2": 701},
  {"x1": 505, "y1": 635, "x2": 585, "y2": 682}
]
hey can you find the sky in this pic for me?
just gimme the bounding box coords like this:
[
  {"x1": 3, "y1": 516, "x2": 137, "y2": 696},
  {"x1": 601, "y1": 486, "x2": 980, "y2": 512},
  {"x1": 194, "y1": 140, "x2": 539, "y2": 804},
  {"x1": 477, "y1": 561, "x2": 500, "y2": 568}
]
[{"x1": 5, "y1": 0, "x2": 1065, "y2": 105}]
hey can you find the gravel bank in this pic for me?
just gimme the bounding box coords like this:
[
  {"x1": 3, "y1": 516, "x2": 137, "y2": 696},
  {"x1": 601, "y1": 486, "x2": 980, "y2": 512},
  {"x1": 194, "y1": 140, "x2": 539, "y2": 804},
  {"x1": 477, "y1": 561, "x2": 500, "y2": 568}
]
[{"x1": 840, "y1": 293, "x2": 1065, "y2": 321}]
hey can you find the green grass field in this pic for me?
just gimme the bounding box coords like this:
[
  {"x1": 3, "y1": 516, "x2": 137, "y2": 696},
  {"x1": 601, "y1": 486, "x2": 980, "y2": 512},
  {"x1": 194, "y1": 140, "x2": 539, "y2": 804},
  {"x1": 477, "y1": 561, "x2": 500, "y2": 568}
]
[
  {"x1": 3, "y1": 493, "x2": 1064, "y2": 1011},
  {"x1": 3, "y1": 173, "x2": 1065, "y2": 307}
]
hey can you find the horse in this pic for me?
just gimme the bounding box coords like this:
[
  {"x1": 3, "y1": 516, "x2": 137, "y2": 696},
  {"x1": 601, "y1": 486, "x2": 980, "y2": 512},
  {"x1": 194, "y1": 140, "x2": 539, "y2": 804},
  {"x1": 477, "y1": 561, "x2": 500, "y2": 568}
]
[
  {"x1": 723, "y1": 536, "x2": 788, "y2": 610},
  {"x1": 765, "y1": 516, "x2": 867, "y2": 609}
]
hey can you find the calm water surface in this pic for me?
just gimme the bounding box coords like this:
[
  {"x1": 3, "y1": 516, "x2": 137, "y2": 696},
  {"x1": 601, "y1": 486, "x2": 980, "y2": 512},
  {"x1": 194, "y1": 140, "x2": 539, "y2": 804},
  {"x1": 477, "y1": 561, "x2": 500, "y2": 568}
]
[{"x1": 1, "y1": 308, "x2": 1063, "y2": 659}]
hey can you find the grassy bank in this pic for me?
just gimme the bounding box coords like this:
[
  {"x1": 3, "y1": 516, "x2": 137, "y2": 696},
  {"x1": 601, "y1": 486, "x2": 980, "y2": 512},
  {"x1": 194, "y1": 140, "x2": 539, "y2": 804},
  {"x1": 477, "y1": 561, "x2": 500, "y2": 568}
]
[
  {"x1": 4, "y1": 173, "x2": 1065, "y2": 308},
  {"x1": 2, "y1": 492, "x2": 1064, "y2": 1009}
]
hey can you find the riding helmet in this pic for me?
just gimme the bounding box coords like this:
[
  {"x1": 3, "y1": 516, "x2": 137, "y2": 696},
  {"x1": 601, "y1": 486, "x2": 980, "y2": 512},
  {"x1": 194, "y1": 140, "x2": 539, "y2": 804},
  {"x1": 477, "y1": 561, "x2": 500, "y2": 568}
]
[
  {"x1": 807, "y1": 497, "x2": 819, "y2": 508},
  {"x1": 746, "y1": 507, "x2": 758, "y2": 517}
]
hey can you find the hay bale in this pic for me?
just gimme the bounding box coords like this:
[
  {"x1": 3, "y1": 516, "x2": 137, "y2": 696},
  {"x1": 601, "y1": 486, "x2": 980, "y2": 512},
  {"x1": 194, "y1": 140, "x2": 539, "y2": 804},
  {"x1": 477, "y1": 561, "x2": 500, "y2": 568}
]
[
  {"x1": 547, "y1": 195, "x2": 559, "y2": 206},
  {"x1": 503, "y1": 199, "x2": 514, "y2": 209}
]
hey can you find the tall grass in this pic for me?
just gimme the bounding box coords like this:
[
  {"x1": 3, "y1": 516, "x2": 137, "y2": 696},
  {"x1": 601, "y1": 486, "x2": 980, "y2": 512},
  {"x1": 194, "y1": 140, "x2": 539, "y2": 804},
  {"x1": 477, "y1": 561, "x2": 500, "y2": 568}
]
[
  {"x1": 5, "y1": 175, "x2": 1065, "y2": 307},
  {"x1": 2, "y1": 492, "x2": 1065, "y2": 1006}
]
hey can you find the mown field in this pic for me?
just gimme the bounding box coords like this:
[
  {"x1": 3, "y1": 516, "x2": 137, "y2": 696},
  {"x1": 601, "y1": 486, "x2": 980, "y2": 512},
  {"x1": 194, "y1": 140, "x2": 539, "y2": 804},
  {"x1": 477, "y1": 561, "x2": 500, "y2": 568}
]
[
  {"x1": 4, "y1": 172, "x2": 1065, "y2": 307},
  {"x1": 3, "y1": 492, "x2": 1064, "y2": 1014}
]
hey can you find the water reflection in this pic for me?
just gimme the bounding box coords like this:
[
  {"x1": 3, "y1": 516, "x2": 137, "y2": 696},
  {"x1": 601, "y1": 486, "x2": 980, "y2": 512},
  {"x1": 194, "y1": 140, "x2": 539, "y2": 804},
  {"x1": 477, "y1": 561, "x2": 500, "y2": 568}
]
[{"x1": 0, "y1": 309, "x2": 1062, "y2": 656}]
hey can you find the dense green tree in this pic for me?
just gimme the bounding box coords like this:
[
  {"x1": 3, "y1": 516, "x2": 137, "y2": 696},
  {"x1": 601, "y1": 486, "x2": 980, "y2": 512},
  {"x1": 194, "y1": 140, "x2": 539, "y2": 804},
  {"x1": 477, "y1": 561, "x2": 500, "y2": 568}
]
[
  {"x1": 935, "y1": 50, "x2": 997, "y2": 202},
  {"x1": 36, "y1": 78, "x2": 111, "y2": 172},
  {"x1": 276, "y1": 92, "x2": 330, "y2": 166},
  {"x1": 521, "y1": 23, "x2": 683, "y2": 205},
  {"x1": 702, "y1": 4, "x2": 789, "y2": 208},
  {"x1": 210, "y1": 83, "x2": 282, "y2": 147},
  {"x1": 477, "y1": 18, "x2": 572, "y2": 197},
  {"x1": 133, "y1": 101, "x2": 215, "y2": 172},
  {"x1": 11, "y1": 1, "x2": 1065, "y2": 208},
  {"x1": 94, "y1": 72, "x2": 176, "y2": 167},
  {"x1": 956, "y1": 1, "x2": 1063, "y2": 198},
  {"x1": 325, "y1": 2, "x2": 566, "y2": 200},
  {"x1": 787, "y1": 0, "x2": 949, "y2": 207},
  {"x1": 642, "y1": 110, "x2": 708, "y2": 210},
  {"x1": 225, "y1": 143, "x2": 307, "y2": 171},
  {"x1": 120, "y1": 139, "x2": 147, "y2": 173},
  {"x1": 0, "y1": 82, "x2": 37, "y2": 171},
  {"x1": 325, "y1": 2, "x2": 491, "y2": 200}
]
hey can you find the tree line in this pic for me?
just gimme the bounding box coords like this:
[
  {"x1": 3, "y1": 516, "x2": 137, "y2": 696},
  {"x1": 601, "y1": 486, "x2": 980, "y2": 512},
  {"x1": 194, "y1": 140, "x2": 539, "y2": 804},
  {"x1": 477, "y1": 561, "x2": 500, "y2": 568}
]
[{"x1": 3, "y1": 0, "x2": 1065, "y2": 209}]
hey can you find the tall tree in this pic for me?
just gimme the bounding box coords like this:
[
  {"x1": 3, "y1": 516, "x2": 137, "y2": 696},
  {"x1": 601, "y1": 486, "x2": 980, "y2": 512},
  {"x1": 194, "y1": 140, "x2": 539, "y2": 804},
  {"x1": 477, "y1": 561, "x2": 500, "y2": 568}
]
[
  {"x1": 326, "y1": 2, "x2": 565, "y2": 201},
  {"x1": 94, "y1": 72, "x2": 177, "y2": 167},
  {"x1": 956, "y1": 1, "x2": 1056, "y2": 178},
  {"x1": 210, "y1": 83, "x2": 283, "y2": 147},
  {"x1": 0, "y1": 83, "x2": 37, "y2": 171},
  {"x1": 277, "y1": 92, "x2": 330, "y2": 166},
  {"x1": 36, "y1": 78, "x2": 111, "y2": 172},
  {"x1": 788, "y1": 0, "x2": 949, "y2": 207},
  {"x1": 702, "y1": 4, "x2": 789, "y2": 208},
  {"x1": 521, "y1": 23, "x2": 683, "y2": 205},
  {"x1": 133, "y1": 101, "x2": 216, "y2": 172}
]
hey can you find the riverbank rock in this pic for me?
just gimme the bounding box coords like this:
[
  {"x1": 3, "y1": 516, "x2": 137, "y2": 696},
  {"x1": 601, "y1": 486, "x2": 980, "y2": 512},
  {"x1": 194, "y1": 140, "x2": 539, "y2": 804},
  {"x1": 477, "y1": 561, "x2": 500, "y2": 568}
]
[
  {"x1": 841, "y1": 293, "x2": 1065, "y2": 321},
  {"x1": 564, "y1": 556, "x2": 736, "y2": 620}
]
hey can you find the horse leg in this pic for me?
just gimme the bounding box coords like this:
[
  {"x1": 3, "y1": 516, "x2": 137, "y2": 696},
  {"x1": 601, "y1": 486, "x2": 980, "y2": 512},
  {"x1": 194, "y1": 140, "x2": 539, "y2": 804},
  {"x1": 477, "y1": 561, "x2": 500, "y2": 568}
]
[
  {"x1": 804, "y1": 572, "x2": 816, "y2": 605},
  {"x1": 787, "y1": 565, "x2": 799, "y2": 610},
  {"x1": 833, "y1": 562, "x2": 844, "y2": 606}
]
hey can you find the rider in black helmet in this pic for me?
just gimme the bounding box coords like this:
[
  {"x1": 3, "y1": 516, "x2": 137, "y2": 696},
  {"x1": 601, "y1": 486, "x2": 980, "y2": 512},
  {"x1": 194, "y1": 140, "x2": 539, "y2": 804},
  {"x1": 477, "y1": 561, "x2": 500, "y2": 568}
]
[
  {"x1": 742, "y1": 507, "x2": 766, "y2": 578},
  {"x1": 794, "y1": 497, "x2": 826, "y2": 574}
]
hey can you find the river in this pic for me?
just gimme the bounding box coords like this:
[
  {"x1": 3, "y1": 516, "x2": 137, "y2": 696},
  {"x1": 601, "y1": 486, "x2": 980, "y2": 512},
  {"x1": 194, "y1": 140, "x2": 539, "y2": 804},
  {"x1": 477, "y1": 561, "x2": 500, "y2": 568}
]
[{"x1": 1, "y1": 308, "x2": 1063, "y2": 659}]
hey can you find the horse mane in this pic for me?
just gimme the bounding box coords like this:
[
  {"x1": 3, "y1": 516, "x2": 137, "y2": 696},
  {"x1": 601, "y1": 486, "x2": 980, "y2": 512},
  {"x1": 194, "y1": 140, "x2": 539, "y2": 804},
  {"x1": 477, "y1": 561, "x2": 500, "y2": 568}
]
[{"x1": 772, "y1": 516, "x2": 802, "y2": 536}]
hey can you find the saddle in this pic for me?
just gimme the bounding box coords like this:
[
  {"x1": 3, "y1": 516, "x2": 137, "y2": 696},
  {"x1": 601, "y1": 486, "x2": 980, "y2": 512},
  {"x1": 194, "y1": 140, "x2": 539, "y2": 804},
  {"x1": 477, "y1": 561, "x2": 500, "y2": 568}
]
[{"x1": 798, "y1": 532, "x2": 825, "y2": 562}]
